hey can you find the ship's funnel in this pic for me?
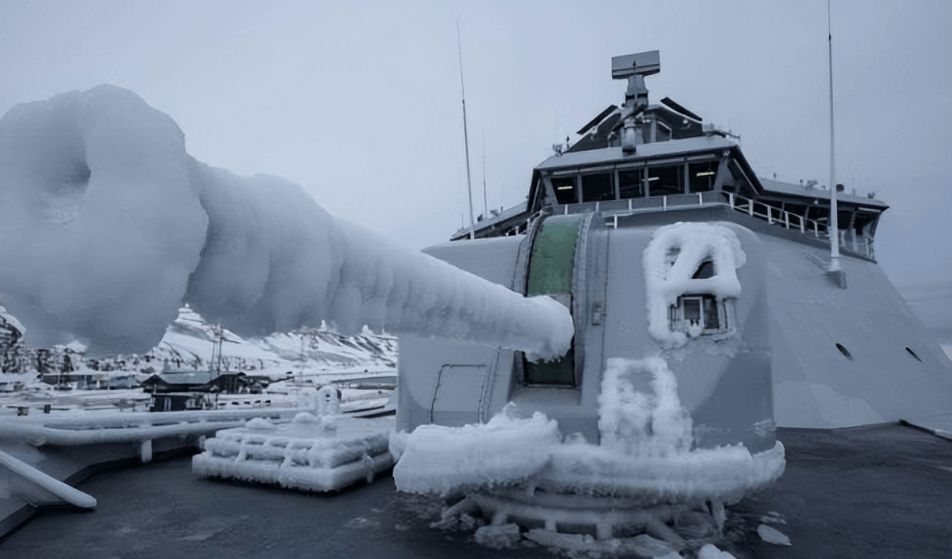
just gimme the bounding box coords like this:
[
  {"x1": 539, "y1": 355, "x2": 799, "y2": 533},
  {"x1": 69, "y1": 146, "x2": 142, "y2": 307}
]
[{"x1": 0, "y1": 86, "x2": 574, "y2": 360}]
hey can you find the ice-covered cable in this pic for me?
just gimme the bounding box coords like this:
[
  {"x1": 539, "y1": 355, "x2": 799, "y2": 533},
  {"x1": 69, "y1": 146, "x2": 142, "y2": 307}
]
[{"x1": 0, "y1": 86, "x2": 573, "y2": 359}]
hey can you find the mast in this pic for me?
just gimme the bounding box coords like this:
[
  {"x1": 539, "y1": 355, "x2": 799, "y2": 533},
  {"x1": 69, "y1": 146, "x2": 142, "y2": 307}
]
[
  {"x1": 827, "y1": 0, "x2": 841, "y2": 273},
  {"x1": 482, "y1": 135, "x2": 488, "y2": 219},
  {"x1": 457, "y1": 23, "x2": 476, "y2": 240}
]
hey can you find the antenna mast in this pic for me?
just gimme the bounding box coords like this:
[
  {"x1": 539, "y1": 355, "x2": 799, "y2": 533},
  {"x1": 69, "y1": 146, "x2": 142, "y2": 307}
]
[
  {"x1": 482, "y1": 135, "x2": 488, "y2": 219},
  {"x1": 827, "y1": 0, "x2": 841, "y2": 275},
  {"x1": 457, "y1": 23, "x2": 476, "y2": 240}
]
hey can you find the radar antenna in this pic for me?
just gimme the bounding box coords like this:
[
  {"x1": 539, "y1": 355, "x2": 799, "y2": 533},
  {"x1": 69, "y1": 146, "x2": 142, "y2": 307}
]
[{"x1": 611, "y1": 51, "x2": 660, "y2": 153}]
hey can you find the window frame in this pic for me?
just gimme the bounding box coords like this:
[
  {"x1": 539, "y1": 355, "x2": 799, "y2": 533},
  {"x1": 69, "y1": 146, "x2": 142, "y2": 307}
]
[{"x1": 669, "y1": 293, "x2": 733, "y2": 336}]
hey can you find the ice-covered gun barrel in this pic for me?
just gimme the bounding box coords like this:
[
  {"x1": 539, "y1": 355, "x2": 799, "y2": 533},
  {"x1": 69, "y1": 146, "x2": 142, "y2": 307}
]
[{"x1": 0, "y1": 86, "x2": 573, "y2": 358}]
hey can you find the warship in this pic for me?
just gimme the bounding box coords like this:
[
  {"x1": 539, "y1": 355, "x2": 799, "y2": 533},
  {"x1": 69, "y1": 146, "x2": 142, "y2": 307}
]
[{"x1": 2, "y1": 50, "x2": 952, "y2": 557}]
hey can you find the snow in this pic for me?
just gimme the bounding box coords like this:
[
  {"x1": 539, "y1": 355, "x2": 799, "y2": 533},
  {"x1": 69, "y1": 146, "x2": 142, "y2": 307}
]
[
  {"x1": 393, "y1": 357, "x2": 785, "y2": 505},
  {"x1": 598, "y1": 357, "x2": 692, "y2": 456},
  {"x1": 392, "y1": 404, "x2": 561, "y2": 495},
  {"x1": 0, "y1": 86, "x2": 573, "y2": 360},
  {"x1": 523, "y1": 530, "x2": 681, "y2": 557},
  {"x1": 191, "y1": 385, "x2": 394, "y2": 491},
  {"x1": 473, "y1": 523, "x2": 521, "y2": 549},
  {"x1": 0, "y1": 86, "x2": 207, "y2": 354},
  {"x1": 0, "y1": 448, "x2": 97, "y2": 509},
  {"x1": 110, "y1": 304, "x2": 400, "y2": 386},
  {"x1": 642, "y1": 222, "x2": 746, "y2": 347},
  {"x1": 542, "y1": 440, "x2": 784, "y2": 503},
  {"x1": 757, "y1": 523, "x2": 791, "y2": 546},
  {"x1": 193, "y1": 410, "x2": 394, "y2": 492},
  {"x1": 0, "y1": 407, "x2": 298, "y2": 446},
  {"x1": 0, "y1": 302, "x2": 24, "y2": 334},
  {"x1": 245, "y1": 417, "x2": 275, "y2": 431},
  {"x1": 697, "y1": 544, "x2": 736, "y2": 559},
  {"x1": 539, "y1": 357, "x2": 785, "y2": 504}
]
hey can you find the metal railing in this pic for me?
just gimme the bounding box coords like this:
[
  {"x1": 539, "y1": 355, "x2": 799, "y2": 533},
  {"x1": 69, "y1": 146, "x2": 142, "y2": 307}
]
[
  {"x1": 724, "y1": 192, "x2": 875, "y2": 260},
  {"x1": 726, "y1": 193, "x2": 824, "y2": 237},
  {"x1": 556, "y1": 190, "x2": 875, "y2": 260}
]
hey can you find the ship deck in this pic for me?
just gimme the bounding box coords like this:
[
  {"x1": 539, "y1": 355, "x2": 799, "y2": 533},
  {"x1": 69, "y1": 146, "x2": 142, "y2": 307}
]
[{"x1": 2, "y1": 424, "x2": 951, "y2": 558}]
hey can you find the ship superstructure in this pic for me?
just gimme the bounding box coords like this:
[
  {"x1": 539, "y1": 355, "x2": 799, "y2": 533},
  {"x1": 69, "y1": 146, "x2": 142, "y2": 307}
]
[
  {"x1": 454, "y1": 51, "x2": 885, "y2": 269},
  {"x1": 395, "y1": 52, "x2": 952, "y2": 516}
]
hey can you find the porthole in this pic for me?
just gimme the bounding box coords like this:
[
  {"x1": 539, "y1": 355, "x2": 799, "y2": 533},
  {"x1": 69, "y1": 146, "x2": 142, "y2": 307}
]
[
  {"x1": 905, "y1": 347, "x2": 923, "y2": 363},
  {"x1": 835, "y1": 343, "x2": 853, "y2": 361}
]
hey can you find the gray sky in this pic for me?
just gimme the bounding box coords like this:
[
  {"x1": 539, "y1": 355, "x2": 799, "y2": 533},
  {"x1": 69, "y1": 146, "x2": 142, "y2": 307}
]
[{"x1": 1, "y1": 0, "x2": 949, "y2": 287}]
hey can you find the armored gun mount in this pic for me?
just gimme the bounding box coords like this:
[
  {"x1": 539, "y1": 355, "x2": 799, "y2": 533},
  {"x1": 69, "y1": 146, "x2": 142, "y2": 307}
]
[{"x1": 393, "y1": 52, "x2": 785, "y2": 547}]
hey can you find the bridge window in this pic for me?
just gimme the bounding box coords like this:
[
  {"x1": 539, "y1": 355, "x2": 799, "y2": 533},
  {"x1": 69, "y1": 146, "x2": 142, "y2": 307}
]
[
  {"x1": 551, "y1": 176, "x2": 577, "y2": 204},
  {"x1": 689, "y1": 161, "x2": 719, "y2": 192},
  {"x1": 582, "y1": 172, "x2": 614, "y2": 202},
  {"x1": 618, "y1": 168, "x2": 644, "y2": 198},
  {"x1": 647, "y1": 165, "x2": 683, "y2": 196}
]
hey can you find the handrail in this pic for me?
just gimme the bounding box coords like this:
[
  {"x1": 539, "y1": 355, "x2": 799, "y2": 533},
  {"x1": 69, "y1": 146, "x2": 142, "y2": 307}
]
[
  {"x1": 0, "y1": 407, "x2": 302, "y2": 446},
  {"x1": 725, "y1": 193, "x2": 874, "y2": 259},
  {"x1": 559, "y1": 190, "x2": 874, "y2": 260}
]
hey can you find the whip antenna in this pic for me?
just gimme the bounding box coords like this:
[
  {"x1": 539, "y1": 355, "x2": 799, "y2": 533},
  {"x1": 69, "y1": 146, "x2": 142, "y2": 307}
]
[
  {"x1": 457, "y1": 22, "x2": 476, "y2": 240},
  {"x1": 827, "y1": 0, "x2": 842, "y2": 277}
]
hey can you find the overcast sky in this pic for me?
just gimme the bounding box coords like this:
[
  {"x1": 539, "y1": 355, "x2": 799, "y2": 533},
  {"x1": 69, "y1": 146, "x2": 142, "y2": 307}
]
[{"x1": 1, "y1": 0, "x2": 949, "y2": 287}]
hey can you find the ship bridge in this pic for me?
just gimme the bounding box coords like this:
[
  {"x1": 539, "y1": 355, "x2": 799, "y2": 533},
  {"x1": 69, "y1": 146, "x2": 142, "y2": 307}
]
[{"x1": 453, "y1": 52, "x2": 887, "y2": 263}]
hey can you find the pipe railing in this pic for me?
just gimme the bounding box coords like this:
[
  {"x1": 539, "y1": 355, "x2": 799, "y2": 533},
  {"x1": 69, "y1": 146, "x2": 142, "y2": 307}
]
[{"x1": 558, "y1": 190, "x2": 874, "y2": 260}]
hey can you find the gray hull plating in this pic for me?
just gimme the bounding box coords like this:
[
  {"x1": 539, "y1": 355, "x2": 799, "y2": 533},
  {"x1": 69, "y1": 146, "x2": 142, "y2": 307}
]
[{"x1": 765, "y1": 235, "x2": 952, "y2": 428}]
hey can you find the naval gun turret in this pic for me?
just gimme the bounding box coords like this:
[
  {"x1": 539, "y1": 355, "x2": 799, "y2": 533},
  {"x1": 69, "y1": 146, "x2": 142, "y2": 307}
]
[
  {"x1": 393, "y1": 52, "x2": 786, "y2": 544},
  {"x1": 396, "y1": 47, "x2": 952, "y2": 548}
]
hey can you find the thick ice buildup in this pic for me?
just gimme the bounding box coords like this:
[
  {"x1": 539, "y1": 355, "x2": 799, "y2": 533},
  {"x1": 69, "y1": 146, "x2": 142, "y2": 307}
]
[
  {"x1": 393, "y1": 404, "x2": 562, "y2": 495},
  {"x1": 543, "y1": 435, "x2": 785, "y2": 504},
  {"x1": 0, "y1": 86, "x2": 573, "y2": 359},
  {"x1": 697, "y1": 544, "x2": 737, "y2": 559},
  {"x1": 542, "y1": 357, "x2": 784, "y2": 503},
  {"x1": 642, "y1": 222, "x2": 746, "y2": 347},
  {"x1": 194, "y1": 415, "x2": 395, "y2": 492},
  {"x1": 393, "y1": 357, "x2": 785, "y2": 506},
  {"x1": 598, "y1": 357, "x2": 692, "y2": 456},
  {"x1": 0, "y1": 86, "x2": 207, "y2": 353}
]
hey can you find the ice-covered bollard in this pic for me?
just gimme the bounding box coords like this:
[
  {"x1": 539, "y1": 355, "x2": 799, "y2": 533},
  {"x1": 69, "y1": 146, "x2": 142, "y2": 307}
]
[
  {"x1": 316, "y1": 386, "x2": 341, "y2": 417},
  {"x1": 298, "y1": 386, "x2": 341, "y2": 419}
]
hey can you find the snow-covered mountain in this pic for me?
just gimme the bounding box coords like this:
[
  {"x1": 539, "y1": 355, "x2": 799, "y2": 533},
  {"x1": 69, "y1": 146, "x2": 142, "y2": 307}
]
[
  {"x1": 1, "y1": 306, "x2": 397, "y2": 377},
  {"x1": 138, "y1": 306, "x2": 398, "y2": 376}
]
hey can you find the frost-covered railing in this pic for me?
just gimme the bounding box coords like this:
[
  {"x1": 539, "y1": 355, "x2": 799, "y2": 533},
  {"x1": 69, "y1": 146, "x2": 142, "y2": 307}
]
[
  {"x1": 0, "y1": 448, "x2": 98, "y2": 509},
  {"x1": 0, "y1": 407, "x2": 301, "y2": 446},
  {"x1": 554, "y1": 190, "x2": 875, "y2": 260}
]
